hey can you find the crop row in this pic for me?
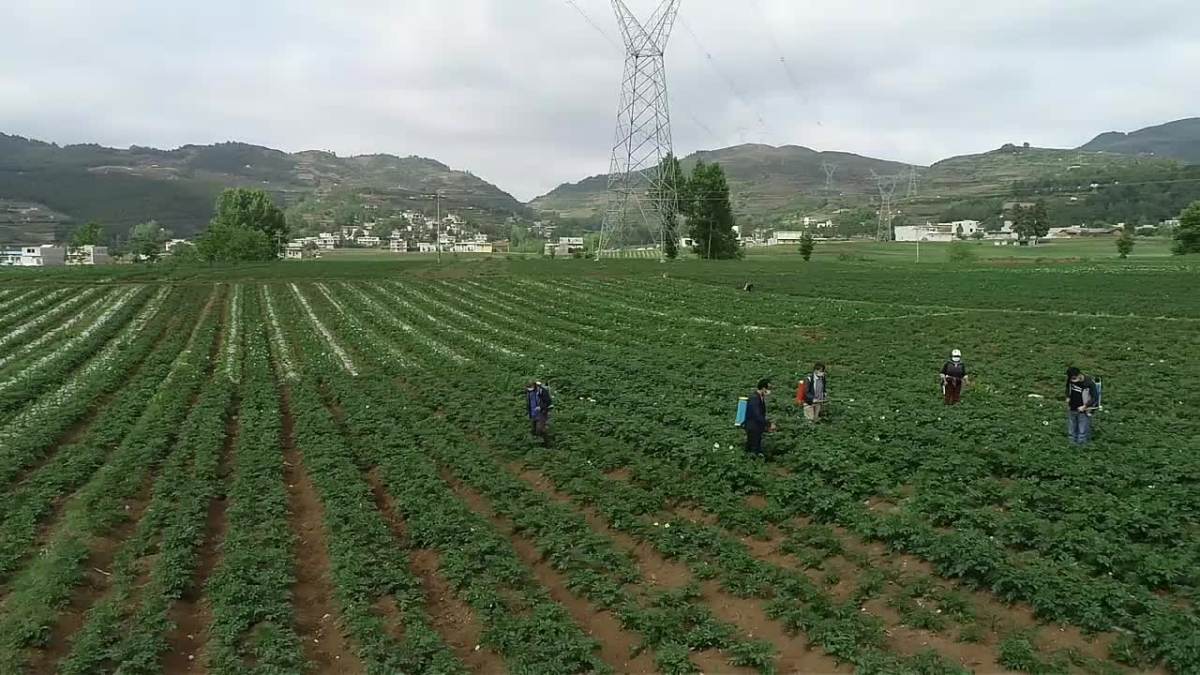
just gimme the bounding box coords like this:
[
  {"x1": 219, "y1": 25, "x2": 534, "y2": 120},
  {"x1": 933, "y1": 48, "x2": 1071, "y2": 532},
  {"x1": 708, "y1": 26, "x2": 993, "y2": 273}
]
[
  {"x1": 0, "y1": 286, "x2": 148, "y2": 421},
  {"x1": 302, "y1": 289, "x2": 784, "y2": 673},
  {"x1": 0, "y1": 285, "x2": 224, "y2": 672},
  {"x1": 204, "y1": 288, "x2": 306, "y2": 673},
  {"x1": 263, "y1": 282, "x2": 470, "y2": 673},
  {"x1": 0, "y1": 286, "x2": 104, "y2": 359},
  {"x1": 297, "y1": 276, "x2": 1180, "y2": 667},
  {"x1": 0, "y1": 285, "x2": 173, "y2": 493},
  {"x1": 314, "y1": 280, "x2": 994, "y2": 674},
  {"x1": 0, "y1": 286, "x2": 193, "y2": 582}
]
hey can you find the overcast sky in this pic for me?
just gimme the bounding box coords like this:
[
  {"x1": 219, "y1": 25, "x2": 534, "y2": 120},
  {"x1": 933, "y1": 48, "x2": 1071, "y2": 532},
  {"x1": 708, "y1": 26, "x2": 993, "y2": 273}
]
[{"x1": 2, "y1": 0, "x2": 1199, "y2": 200}]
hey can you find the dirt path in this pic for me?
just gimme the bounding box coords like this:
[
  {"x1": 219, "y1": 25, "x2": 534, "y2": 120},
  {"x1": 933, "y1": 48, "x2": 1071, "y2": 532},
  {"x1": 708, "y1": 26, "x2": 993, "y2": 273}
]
[
  {"x1": 279, "y1": 387, "x2": 361, "y2": 674},
  {"x1": 161, "y1": 397, "x2": 239, "y2": 673}
]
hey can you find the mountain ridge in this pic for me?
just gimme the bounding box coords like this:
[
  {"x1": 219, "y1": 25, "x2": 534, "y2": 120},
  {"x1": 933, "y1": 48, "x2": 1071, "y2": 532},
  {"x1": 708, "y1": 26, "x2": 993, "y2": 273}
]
[{"x1": 0, "y1": 134, "x2": 527, "y2": 243}]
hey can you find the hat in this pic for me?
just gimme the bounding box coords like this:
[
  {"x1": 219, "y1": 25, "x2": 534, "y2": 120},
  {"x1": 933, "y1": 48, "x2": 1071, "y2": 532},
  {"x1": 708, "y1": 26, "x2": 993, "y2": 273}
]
[{"x1": 951, "y1": 349, "x2": 962, "y2": 360}]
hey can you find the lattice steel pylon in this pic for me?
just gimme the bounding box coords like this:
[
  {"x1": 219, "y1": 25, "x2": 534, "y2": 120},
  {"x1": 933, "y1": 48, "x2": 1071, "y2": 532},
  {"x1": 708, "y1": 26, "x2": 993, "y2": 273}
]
[
  {"x1": 873, "y1": 171, "x2": 901, "y2": 242},
  {"x1": 597, "y1": 0, "x2": 682, "y2": 260}
]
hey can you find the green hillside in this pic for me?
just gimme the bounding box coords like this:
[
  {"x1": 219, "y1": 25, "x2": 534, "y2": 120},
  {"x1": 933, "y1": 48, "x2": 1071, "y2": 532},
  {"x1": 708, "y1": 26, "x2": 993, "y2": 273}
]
[
  {"x1": 533, "y1": 141, "x2": 1187, "y2": 231},
  {"x1": 529, "y1": 144, "x2": 911, "y2": 228},
  {"x1": 1079, "y1": 118, "x2": 1200, "y2": 163},
  {"x1": 0, "y1": 134, "x2": 529, "y2": 244}
]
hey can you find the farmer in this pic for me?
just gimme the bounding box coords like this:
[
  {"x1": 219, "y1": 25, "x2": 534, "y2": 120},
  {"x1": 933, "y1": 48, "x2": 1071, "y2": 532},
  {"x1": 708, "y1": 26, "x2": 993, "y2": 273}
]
[
  {"x1": 800, "y1": 363, "x2": 829, "y2": 423},
  {"x1": 525, "y1": 380, "x2": 553, "y2": 446},
  {"x1": 744, "y1": 378, "x2": 776, "y2": 458},
  {"x1": 940, "y1": 349, "x2": 969, "y2": 405},
  {"x1": 1065, "y1": 367, "x2": 1100, "y2": 445}
]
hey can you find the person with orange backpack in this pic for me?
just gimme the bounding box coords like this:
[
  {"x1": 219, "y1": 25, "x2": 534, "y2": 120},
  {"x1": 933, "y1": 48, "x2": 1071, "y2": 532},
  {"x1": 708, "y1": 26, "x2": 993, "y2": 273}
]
[{"x1": 795, "y1": 363, "x2": 829, "y2": 424}]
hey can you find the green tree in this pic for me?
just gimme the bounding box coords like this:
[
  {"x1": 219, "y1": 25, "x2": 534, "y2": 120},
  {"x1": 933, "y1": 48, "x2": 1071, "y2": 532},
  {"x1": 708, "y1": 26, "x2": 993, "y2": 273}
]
[
  {"x1": 1012, "y1": 200, "x2": 1049, "y2": 242},
  {"x1": 684, "y1": 161, "x2": 740, "y2": 260},
  {"x1": 1116, "y1": 223, "x2": 1135, "y2": 259},
  {"x1": 832, "y1": 207, "x2": 875, "y2": 238},
  {"x1": 70, "y1": 221, "x2": 105, "y2": 248},
  {"x1": 798, "y1": 233, "x2": 815, "y2": 261},
  {"x1": 127, "y1": 220, "x2": 171, "y2": 262},
  {"x1": 198, "y1": 188, "x2": 288, "y2": 262},
  {"x1": 196, "y1": 222, "x2": 275, "y2": 263},
  {"x1": 1173, "y1": 201, "x2": 1200, "y2": 255},
  {"x1": 651, "y1": 154, "x2": 687, "y2": 259}
]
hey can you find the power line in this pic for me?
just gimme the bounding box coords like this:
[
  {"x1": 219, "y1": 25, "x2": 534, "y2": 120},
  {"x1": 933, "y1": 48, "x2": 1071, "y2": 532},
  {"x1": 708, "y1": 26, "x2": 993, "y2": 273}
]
[
  {"x1": 564, "y1": 0, "x2": 619, "y2": 49},
  {"x1": 677, "y1": 15, "x2": 773, "y2": 141}
]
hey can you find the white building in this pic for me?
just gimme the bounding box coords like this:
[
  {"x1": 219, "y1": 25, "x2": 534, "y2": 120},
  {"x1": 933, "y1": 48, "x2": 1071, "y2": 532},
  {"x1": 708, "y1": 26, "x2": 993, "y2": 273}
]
[
  {"x1": 0, "y1": 244, "x2": 66, "y2": 267},
  {"x1": 67, "y1": 245, "x2": 112, "y2": 266},
  {"x1": 316, "y1": 232, "x2": 341, "y2": 250},
  {"x1": 895, "y1": 225, "x2": 954, "y2": 242},
  {"x1": 452, "y1": 241, "x2": 494, "y2": 254},
  {"x1": 769, "y1": 231, "x2": 807, "y2": 245},
  {"x1": 544, "y1": 236, "x2": 585, "y2": 256},
  {"x1": 895, "y1": 220, "x2": 983, "y2": 242},
  {"x1": 417, "y1": 242, "x2": 438, "y2": 253},
  {"x1": 356, "y1": 236, "x2": 382, "y2": 248},
  {"x1": 390, "y1": 235, "x2": 409, "y2": 253},
  {"x1": 164, "y1": 239, "x2": 191, "y2": 253},
  {"x1": 285, "y1": 242, "x2": 317, "y2": 260}
]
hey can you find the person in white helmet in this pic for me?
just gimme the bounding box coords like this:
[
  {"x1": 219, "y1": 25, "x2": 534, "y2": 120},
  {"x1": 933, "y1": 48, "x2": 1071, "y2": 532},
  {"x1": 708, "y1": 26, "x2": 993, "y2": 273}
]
[{"x1": 940, "y1": 349, "x2": 969, "y2": 405}]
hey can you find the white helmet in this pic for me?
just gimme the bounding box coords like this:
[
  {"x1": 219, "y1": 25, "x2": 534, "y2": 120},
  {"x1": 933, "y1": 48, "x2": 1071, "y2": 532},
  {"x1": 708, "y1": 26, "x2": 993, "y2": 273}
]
[{"x1": 951, "y1": 349, "x2": 962, "y2": 361}]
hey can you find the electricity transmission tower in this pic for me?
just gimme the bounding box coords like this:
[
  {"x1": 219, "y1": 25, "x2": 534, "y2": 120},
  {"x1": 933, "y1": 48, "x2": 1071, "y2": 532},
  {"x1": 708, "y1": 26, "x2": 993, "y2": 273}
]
[
  {"x1": 905, "y1": 165, "x2": 919, "y2": 200},
  {"x1": 821, "y1": 161, "x2": 838, "y2": 195},
  {"x1": 872, "y1": 171, "x2": 901, "y2": 242},
  {"x1": 597, "y1": 0, "x2": 682, "y2": 260}
]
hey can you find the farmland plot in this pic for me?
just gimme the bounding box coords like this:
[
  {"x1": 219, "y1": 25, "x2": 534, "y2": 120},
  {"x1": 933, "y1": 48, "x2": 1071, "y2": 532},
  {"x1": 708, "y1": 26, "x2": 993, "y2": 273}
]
[{"x1": 0, "y1": 268, "x2": 1196, "y2": 674}]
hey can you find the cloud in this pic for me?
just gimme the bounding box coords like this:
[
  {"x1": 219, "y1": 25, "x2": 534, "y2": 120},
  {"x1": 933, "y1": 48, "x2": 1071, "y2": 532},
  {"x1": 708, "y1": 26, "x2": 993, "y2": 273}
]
[{"x1": 1, "y1": 0, "x2": 1198, "y2": 200}]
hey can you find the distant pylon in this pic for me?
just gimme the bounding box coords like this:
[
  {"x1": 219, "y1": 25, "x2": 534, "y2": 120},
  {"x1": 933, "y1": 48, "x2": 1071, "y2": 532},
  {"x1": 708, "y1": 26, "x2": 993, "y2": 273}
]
[
  {"x1": 905, "y1": 165, "x2": 919, "y2": 200},
  {"x1": 872, "y1": 171, "x2": 901, "y2": 242},
  {"x1": 597, "y1": 0, "x2": 682, "y2": 260},
  {"x1": 821, "y1": 161, "x2": 838, "y2": 196}
]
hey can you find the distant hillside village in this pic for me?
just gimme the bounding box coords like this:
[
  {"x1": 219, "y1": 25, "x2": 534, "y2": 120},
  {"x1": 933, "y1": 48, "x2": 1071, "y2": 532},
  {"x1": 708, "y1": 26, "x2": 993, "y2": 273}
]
[{"x1": 1, "y1": 205, "x2": 1181, "y2": 267}]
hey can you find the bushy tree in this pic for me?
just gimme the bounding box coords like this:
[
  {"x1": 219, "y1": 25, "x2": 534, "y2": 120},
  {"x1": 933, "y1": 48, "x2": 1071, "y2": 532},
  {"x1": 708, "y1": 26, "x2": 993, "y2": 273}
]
[
  {"x1": 1116, "y1": 228, "x2": 1135, "y2": 259},
  {"x1": 1173, "y1": 201, "x2": 1200, "y2": 255},
  {"x1": 127, "y1": 220, "x2": 171, "y2": 262},
  {"x1": 651, "y1": 154, "x2": 687, "y2": 259},
  {"x1": 1012, "y1": 200, "x2": 1049, "y2": 242},
  {"x1": 684, "y1": 161, "x2": 740, "y2": 259},
  {"x1": 799, "y1": 233, "x2": 815, "y2": 261},
  {"x1": 69, "y1": 221, "x2": 105, "y2": 248},
  {"x1": 197, "y1": 188, "x2": 287, "y2": 262}
]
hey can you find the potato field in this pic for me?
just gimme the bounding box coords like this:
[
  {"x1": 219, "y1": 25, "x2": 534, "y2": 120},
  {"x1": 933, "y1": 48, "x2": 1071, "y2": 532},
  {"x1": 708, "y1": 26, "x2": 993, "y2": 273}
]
[{"x1": 0, "y1": 260, "x2": 1197, "y2": 674}]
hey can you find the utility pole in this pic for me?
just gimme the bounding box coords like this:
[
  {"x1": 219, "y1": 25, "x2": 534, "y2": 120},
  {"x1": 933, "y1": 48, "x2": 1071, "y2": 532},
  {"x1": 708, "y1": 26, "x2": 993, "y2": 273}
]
[
  {"x1": 598, "y1": 0, "x2": 682, "y2": 260},
  {"x1": 435, "y1": 190, "x2": 442, "y2": 264}
]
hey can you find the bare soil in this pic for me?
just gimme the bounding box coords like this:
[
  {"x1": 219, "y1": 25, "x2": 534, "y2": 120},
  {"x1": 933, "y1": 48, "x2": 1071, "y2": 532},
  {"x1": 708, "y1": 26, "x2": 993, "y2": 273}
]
[
  {"x1": 162, "y1": 399, "x2": 239, "y2": 673},
  {"x1": 280, "y1": 387, "x2": 361, "y2": 674}
]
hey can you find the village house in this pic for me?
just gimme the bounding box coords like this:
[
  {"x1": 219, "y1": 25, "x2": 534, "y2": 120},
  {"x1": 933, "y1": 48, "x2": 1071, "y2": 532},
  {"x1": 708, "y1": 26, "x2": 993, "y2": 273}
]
[
  {"x1": 67, "y1": 245, "x2": 112, "y2": 266},
  {"x1": 0, "y1": 244, "x2": 66, "y2": 267}
]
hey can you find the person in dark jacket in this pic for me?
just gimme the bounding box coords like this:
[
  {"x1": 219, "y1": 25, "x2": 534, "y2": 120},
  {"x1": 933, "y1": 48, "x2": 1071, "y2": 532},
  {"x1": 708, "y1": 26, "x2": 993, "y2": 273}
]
[
  {"x1": 744, "y1": 379, "x2": 776, "y2": 458},
  {"x1": 801, "y1": 363, "x2": 829, "y2": 423},
  {"x1": 940, "y1": 349, "x2": 969, "y2": 405},
  {"x1": 525, "y1": 380, "x2": 553, "y2": 446},
  {"x1": 1065, "y1": 367, "x2": 1099, "y2": 445}
]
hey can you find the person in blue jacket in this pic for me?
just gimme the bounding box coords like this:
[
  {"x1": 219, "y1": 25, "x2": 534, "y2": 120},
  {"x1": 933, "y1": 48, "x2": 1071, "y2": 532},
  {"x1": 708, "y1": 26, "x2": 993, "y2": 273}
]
[
  {"x1": 525, "y1": 380, "x2": 553, "y2": 446},
  {"x1": 744, "y1": 378, "x2": 776, "y2": 458}
]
